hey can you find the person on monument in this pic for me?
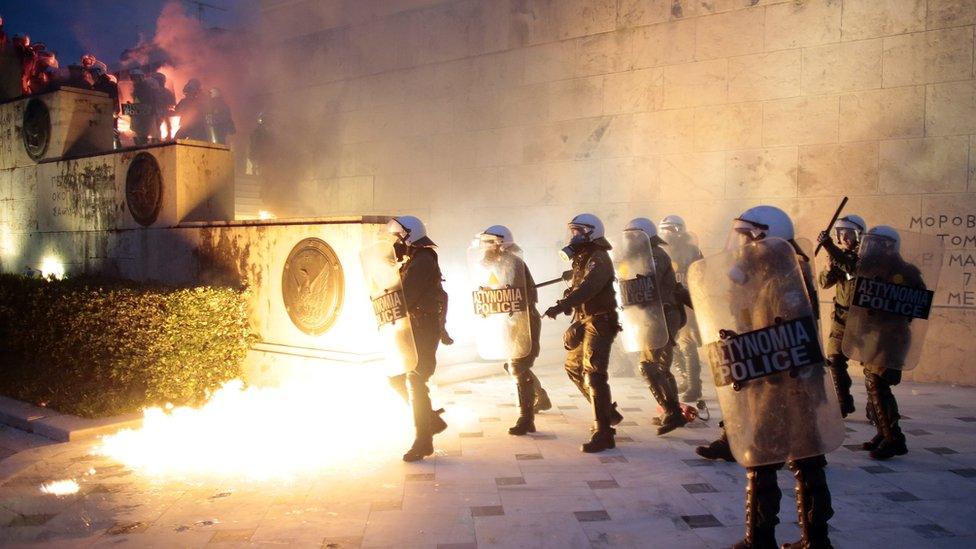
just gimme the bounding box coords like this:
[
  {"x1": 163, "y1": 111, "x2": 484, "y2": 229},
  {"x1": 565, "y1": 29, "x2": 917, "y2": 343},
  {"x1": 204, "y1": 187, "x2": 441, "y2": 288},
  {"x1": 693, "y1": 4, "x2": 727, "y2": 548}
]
[
  {"x1": 129, "y1": 69, "x2": 157, "y2": 145},
  {"x1": 386, "y1": 216, "x2": 452, "y2": 462},
  {"x1": 469, "y1": 225, "x2": 552, "y2": 437},
  {"x1": 844, "y1": 226, "x2": 927, "y2": 461},
  {"x1": 205, "y1": 87, "x2": 235, "y2": 145},
  {"x1": 175, "y1": 78, "x2": 207, "y2": 141},
  {"x1": 695, "y1": 206, "x2": 820, "y2": 463},
  {"x1": 151, "y1": 72, "x2": 176, "y2": 141},
  {"x1": 816, "y1": 214, "x2": 866, "y2": 418},
  {"x1": 543, "y1": 213, "x2": 623, "y2": 453},
  {"x1": 617, "y1": 218, "x2": 690, "y2": 435},
  {"x1": 658, "y1": 215, "x2": 705, "y2": 403},
  {"x1": 689, "y1": 205, "x2": 836, "y2": 549}
]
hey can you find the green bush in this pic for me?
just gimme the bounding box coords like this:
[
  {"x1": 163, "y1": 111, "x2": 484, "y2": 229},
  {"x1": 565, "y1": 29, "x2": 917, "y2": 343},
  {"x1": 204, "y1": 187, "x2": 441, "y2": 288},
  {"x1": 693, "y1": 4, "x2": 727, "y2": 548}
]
[{"x1": 0, "y1": 274, "x2": 252, "y2": 418}]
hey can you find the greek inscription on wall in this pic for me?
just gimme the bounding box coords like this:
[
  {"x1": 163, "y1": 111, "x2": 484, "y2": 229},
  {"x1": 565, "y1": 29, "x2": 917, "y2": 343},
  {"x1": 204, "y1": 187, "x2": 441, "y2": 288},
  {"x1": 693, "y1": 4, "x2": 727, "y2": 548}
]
[
  {"x1": 48, "y1": 162, "x2": 118, "y2": 230},
  {"x1": 909, "y1": 214, "x2": 976, "y2": 308}
]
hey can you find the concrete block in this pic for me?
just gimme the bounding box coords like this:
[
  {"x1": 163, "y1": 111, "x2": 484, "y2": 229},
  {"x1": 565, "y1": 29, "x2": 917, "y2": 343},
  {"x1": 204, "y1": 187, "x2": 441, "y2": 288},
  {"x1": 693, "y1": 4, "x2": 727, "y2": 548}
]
[
  {"x1": 552, "y1": 0, "x2": 617, "y2": 40},
  {"x1": 602, "y1": 68, "x2": 664, "y2": 115},
  {"x1": 31, "y1": 412, "x2": 143, "y2": 442},
  {"x1": 523, "y1": 116, "x2": 633, "y2": 163},
  {"x1": 629, "y1": 155, "x2": 661, "y2": 203},
  {"x1": 496, "y1": 83, "x2": 551, "y2": 127},
  {"x1": 633, "y1": 19, "x2": 696, "y2": 69},
  {"x1": 728, "y1": 49, "x2": 802, "y2": 103},
  {"x1": 615, "y1": 0, "x2": 670, "y2": 28},
  {"x1": 694, "y1": 7, "x2": 765, "y2": 60},
  {"x1": 575, "y1": 30, "x2": 635, "y2": 78},
  {"x1": 763, "y1": 96, "x2": 839, "y2": 147},
  {"x1": 797, "y1": 142, "x2": 880, "y2": 197},
  {"x1": 693, "y1": 103, "x2": 763, "y2": 152},
  {"x1": 882, "y1": 27, "x2": 974, "y2": 87},
  {"x1": 509, "y1": 0, "x2": 559, "y2": 46},
  {"x1": 765, "y1": 0, "x2": 842, "y2": 50},
  {"x1": 841, "y1": 0, "x2": 926, "y2": 40},
  {"x1": 659, "y1": 152, "x2": 725, "y2": 202},
  {"x1": 839, "y1": 86, "x2": 925, "y2": 141},
  {"x1": 633, "y1": 109, "x2": 695, "y2": 155},
  {"x1": 523, "y1": 41, "x2": 577, "y2": 85},
  {"x1": 547, "y1": 76, "x2": 605, "y2": 122},
  {"x1": 36, "y1": 153, "x2": 121, "y2": 233},
  {"x1": 926, "y1": 80, "x2": 976, "y2": 136},
  {"x1": 545, "y1": 160, "x2": 605, "y2": 206},
  {"x1": 879, "y1": 136, "x2": 969, "y2": 194},
  {"x1": 663, "y1": 58, "x2": 728, "y2": 109},
  {"x1": 599, "y1": 156, "x2": 638, "y2": 204},
  {"x1": 802, "y1": 39, "x2": 883, "y2": 95},
  {"x1": 497, "y1": 163, "x2": 552, "y2": 206},
  {"x1": 927, "y1": 0, "x2": 976, "y2": 29},
  {"x1": 725, "y1": 147, "x2": 798, "y2": 199}
]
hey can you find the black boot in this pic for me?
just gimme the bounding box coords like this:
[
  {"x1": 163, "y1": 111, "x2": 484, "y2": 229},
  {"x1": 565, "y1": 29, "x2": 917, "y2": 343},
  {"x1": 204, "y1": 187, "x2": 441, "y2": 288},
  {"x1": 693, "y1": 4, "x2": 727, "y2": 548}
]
[
  {"x1": 581, "y1": 373, "x2": 615, "y2": 453},
  {"x1": 731, "y1": 466, "x2": 780, "y2": 549},
  {"x1": 509, "y1": 372, "x2": 537, "y2": 436},
  {"x1": 860, "y1": 390, "x2": 884, "y2": 451},
  {"x1": 672, "y1": 353, "x2": 689, "y2": 395},
  {"x1": 403, "y1": 373, "x2": 435, "y2": 462},
  {"x1": 640, "y1": 362, "x2": 688, "y2": 436},
  {"x1": 430, "y1": 408, "x2": 448, "y2": 435},
  {"x1": 393, "y1": 374, "x2": 446, "y2": 435},
  {"x1": 529, "y1": 370, "x2": 552, "y2": 413},
  {"x1": 867, "y1": 373, "x2": 907, "y2": 460},
  {"x1": 827, "y1": 356, "x2": 854, "y2": 418},
  {"x1": 696, "y1": 422, "x2": 736, "y2": 462},
  {"x1": 782, "y1": 457, "x2": 833, "y2": 549}
]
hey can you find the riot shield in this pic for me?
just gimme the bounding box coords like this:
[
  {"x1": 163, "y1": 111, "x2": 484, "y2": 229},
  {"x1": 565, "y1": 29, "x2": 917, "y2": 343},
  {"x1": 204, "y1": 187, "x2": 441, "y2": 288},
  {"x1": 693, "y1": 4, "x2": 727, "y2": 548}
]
[
  {"x1": 360, "y1": 234, "x2": 418, "y2": 373},
  {"x1": 842, "y1": 231, "x2": 942, "y2": 371},
  {"x1": 687, "y1": 237, "x2": 844, "y2": 467},
  {"x1": 613, "y1": 230, "x2": 670, "y2": 352},
  {"x1": 466, "y1": 241, "x2": 532, "y2": 361},
  {"x1": 659, "y1": 231, "x2": 700, "y2": 285}
]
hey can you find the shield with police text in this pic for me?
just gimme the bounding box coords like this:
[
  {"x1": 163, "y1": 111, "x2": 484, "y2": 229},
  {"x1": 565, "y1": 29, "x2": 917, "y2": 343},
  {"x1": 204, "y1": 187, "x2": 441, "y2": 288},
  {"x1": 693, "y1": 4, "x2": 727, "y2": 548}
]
[
  {"x1": 842, "y1": 230, "x2": 942, "y2": 371},
  {"x1": 360, "y1": 234, "x2": 419, "y2": 373},
  {"x1": 614, "y1": 230, "x2": 670, "y2": 352},
  {"x1": 687, "y1": 237, "x2": 844, "y2": 467},
  {"x1": 467, "y1": 242, "x2": 532, "y2": 360}
]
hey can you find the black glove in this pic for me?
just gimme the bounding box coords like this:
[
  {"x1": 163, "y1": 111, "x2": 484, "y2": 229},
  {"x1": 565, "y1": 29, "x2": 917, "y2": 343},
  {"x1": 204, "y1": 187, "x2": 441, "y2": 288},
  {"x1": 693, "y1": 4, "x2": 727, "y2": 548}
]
[
  {"x1": 817, "y1": 230, "x2": 832, "y2": 245},
  {"x1": 544, "y1": 304, "x2": 563, "y2": 319}
]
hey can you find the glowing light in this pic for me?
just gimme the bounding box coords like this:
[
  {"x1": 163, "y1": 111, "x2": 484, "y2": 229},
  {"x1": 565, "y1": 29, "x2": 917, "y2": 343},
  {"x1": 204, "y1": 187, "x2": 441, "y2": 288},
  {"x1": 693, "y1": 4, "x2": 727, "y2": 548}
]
[
  {"x1": 258, "y1": 210, "x2": 276, "y2": 220},
  {"x1": 40, "y1": 479, "x2": 80, "y2": 496},
  {"x1": 97, "y1": 371, "x2": 475, "y2": 481},
  {"x1": 0, "y1": 224, "x2": 15, "y2": 259},
  {"x1": 117, "y1": 115, "x2": 132, "y2": 135},
  {"x1": 40, "y1": 255, "x2": 65, "y2": 279},
  {"x1": 168, "y1": 115, "x2": 181, "y2": 139}
]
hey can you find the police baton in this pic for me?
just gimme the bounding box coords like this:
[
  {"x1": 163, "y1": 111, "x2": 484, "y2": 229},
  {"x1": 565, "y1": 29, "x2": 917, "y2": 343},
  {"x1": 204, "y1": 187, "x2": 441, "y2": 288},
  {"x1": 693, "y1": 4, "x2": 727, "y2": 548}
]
[
  {"x1": 535, "y1": 270, "x2": 573, "y2": 288},
  {"x1": 814, "y1": 196, "x2": 849, "y2": 257}
]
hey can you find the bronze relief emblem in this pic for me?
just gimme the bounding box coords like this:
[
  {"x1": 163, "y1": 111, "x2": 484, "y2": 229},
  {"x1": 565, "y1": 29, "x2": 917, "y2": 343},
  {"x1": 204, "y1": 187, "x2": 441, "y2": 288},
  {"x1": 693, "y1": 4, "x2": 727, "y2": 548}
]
[
  {"x1": 125, "y1": 152, "x2": 163, "y2": 226},
  {"x1": 22, "y1": 98, "x2": 51, "y2": 161},
  {"x1": 282, "y1": 238, "x2": 344, "y2": 335}
]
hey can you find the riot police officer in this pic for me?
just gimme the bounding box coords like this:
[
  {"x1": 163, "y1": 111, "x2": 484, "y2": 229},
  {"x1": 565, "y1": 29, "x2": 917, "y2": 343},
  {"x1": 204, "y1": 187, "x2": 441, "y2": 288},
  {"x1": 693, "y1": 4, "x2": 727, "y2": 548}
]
[
  {"x1": 544, "y1": 214, "x2": 623, "y2": 453},
  {"x1": 619, "y1": 218, "x2": 689, "y2": 435},
  {"x1": 816, "y1": 214, "x2": 866, "y2": 418},
  {"x1": 470, "y1": 225, "x2": 552, "y2": 436},
  {"x1": 658, "y1": 215, "x2": 704, "y2": 402},
  {"x1": 386, "y1": 216, "x2": 452, "y2": 462},
  {"x1": 688, "y1": 205, "x2": 840, "y2": 549}
]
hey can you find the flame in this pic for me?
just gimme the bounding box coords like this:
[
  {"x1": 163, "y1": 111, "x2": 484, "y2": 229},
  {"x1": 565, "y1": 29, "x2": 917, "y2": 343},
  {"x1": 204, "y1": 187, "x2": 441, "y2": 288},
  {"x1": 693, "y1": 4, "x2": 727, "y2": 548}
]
[
  {"x1": 158, "y1": 115, "x2": 181, "y2": 141},
  {"x1": 258, "y1": 210, "x2": 275, "y2": 220},
  {"x1": 117, "y1": 115, "x2": 132, "y2": 135},
  {"x1": 97, "y1": 370, "x2": 474, "y2": 481},
  {"x1": 40, "y1": 479, "x2": 80, "y2": 496}
]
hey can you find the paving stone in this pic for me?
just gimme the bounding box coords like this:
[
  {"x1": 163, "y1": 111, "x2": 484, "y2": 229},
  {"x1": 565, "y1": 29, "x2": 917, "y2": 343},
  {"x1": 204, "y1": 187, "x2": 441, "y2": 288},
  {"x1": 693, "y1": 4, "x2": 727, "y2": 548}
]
[
  {"x1": 574, "y1": 510, "x2": 611, "y2": 522},
  {"x1": 925, "y1": 447, "x2": 958, "y2": 455},
  {"x1": 470, "y1": 505, "x2": 504, "y2": 517},
  {"x1": 406, "y1": 473, "x2": 435, "y2": 481},
  {"x1": 950, "y1": 468, "x2": 976, "y2": 478},
  {"x1": 682, "y1": 514, "x2": 722, "y2": 528},
  {"x1": 910, "y1": 524, "x2": 955, "y2": 539},
  {"x1": 586, "y1": 479, "x2": 619, "y2": 489},
  {"x1": 459, "y1": 432, "x2": 483, "y2": 438},
  {"x1": 599, "y1": 456, "x2": 628, "y2": 464},
  {"x1": 495, "y1": 477, "x2": 526, "y2": 486},
  {"x1": 955, "y1": 417, "x2": 976, "y2": 422},
  {"x1": 861, "y1": 465, "x2": 895, "y2": 474},
  {"x1": 683, "y1": 459, "x2": 716, "y2": 467},
  {"x1": 683, "y1": 483, "x2": 718, "y2": 494},
  {"x1": 322, "y1": 536, "x2": 363, "y2": 548},
  {"x1": 515, "y1": 454, "x2": 543, "y2": 461},
  {"x1": 882, "y1": 491, "x2": 921, "y2": 502},
  {"x1": 906, "y1": 429, "x2": 932, "y2": 436}
]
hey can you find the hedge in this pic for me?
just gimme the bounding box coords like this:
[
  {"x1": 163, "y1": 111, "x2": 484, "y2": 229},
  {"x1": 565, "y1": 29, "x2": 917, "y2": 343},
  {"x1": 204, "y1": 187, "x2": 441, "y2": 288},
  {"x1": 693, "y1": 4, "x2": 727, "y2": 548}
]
[{"x1": 0, "y1": 274, "x2": 252, "y2": 418}]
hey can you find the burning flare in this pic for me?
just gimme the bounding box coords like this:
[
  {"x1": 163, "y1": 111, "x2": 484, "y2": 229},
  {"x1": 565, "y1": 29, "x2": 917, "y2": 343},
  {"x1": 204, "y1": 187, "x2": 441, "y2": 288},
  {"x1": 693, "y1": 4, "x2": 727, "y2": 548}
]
[
  {"x1": 40, "y1": 479, "x2": 80, "y2": 496},
  {"x1": 98, "y1": 371, "x2": 472, "y2": 481}
]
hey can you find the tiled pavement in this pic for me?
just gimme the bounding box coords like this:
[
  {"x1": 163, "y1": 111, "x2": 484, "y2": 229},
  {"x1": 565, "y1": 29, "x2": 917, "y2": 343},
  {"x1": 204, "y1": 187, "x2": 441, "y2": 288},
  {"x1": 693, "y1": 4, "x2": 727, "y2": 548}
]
[{"x1": 1, "y1": 369, "x2": 976, "y2": 548}]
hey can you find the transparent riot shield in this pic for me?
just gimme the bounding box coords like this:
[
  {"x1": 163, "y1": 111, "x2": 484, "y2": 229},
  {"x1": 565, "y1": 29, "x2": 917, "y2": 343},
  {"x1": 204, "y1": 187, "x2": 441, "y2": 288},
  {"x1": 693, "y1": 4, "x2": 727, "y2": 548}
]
[
  {"x1": 613, "y1": 230, "x2": 670, "y2": 352},
  {"x1": 360, "y1": 234, "x2": 418, "y2": 373},
  {"x1": 466, "y1": 241, "x2": 532, "y2": 361},
  {"x1": 842, "y1": 231, "x2": 943, "y2": 371},
  {"x1": 659, "y1": 231, "x2": 701, "y2": 286},
  {"x1": 687, "y1": 237, "x2": 844, "y2": 467}
]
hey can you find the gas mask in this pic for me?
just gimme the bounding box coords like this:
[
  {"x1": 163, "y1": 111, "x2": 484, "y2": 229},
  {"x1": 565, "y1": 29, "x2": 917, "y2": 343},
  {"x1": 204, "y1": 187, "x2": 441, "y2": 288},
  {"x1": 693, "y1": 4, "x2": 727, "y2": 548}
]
[
  {"x1": 393, "y1": 238, "x2": 408, "y2": 262},
  {"x1": 560, "y1": 233, "x2": 590, "y2": 261}
]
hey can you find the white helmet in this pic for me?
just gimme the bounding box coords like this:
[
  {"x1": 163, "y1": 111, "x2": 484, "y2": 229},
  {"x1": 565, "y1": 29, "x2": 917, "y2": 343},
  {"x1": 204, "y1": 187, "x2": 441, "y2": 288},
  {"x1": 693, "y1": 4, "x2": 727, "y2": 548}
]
[
  {"x1": 733, "y1": 205, "x2": 794, "y2": 241},
  {"x1": 479, "y1": 224, "x2": 516, "y2": 249},
  {"x1": 625, "y1": 217, "x2": 657, "y2": 239},
  {"x1": 568, "y1": 213, "x2": 605, "y2": 241},
  {"x1": 387, "y1": 215, "x2": 435, "y2": 247},
  {"x1": 864, "y1": 225, "x2": 900, "y2": 253},
  {"x1": 835, "y1": 214, "x2": 866, "y2": 235},
  {"x1": 658, "y1": 215, "x2": 686, "y2": 233}
]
